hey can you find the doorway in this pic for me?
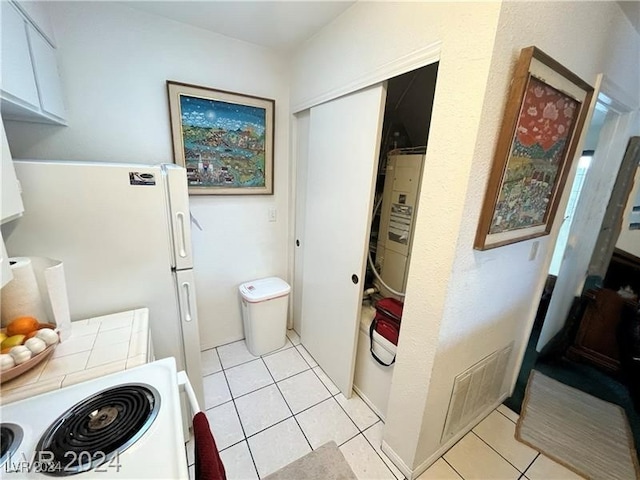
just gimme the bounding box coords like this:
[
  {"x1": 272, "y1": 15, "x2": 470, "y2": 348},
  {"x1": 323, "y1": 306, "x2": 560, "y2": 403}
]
[
  {"x1": 505, "y1": 78, "x2": 640, "y2": 445},
  {"x1": 291, "y1": 62, "x2": 438, "y2": 408}
]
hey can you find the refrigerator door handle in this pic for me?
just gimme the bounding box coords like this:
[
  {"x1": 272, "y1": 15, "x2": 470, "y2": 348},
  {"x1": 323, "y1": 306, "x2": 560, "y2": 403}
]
[
  {"x1": 176, "y1": 212, "x2": 188, "y2": 259},
  {"x1": 181, "y1": 281, "x2": 193, "y2": 322}
]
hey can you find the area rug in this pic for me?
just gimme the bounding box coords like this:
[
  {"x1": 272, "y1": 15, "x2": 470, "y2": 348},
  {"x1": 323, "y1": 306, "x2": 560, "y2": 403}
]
[
  {"x1": 263, "y1": 441, "x2": 357, "y2": 480},
  {"x1": 516, "y1": 370, "x2": 640, "y2": 480}
]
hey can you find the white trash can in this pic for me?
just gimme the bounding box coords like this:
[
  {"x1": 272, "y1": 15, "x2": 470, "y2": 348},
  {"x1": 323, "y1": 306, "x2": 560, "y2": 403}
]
[{"x1": 239, "y1": 277, "x2": 291, "y2": 356}]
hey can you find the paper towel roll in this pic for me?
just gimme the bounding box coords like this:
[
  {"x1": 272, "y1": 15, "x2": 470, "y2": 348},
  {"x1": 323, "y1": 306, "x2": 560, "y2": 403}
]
[
  {"x1": 30, "y1": 257, "x2": 71, "y2": 341},
  {"x1": 1, "y1": 257, "x2": 49, "y2": 327}
]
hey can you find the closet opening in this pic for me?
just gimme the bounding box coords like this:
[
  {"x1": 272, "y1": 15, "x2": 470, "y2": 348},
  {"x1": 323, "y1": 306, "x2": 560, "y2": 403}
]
[{"x1": 355, "y1": 62, "x2": 438, "y2": 418}]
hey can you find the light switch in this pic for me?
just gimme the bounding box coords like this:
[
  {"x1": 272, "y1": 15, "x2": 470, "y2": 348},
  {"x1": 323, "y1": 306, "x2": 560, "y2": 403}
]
[{"x1": 268, "y1": 208, "x2": 277, "y2": 222}]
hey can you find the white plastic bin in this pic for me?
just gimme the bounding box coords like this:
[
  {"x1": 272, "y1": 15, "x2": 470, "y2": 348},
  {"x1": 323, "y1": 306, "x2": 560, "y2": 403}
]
[{"x1": 239, "y1": 277, "x2": 291, "y2": 356}]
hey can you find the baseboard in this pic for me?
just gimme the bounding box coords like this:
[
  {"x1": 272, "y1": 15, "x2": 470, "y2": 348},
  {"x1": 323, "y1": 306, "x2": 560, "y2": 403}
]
[
  {"x1": 378, "y1": 394, "x2": 511, "y2": 479},
  {"x1": 408, "y1": 393, "x2": 510, "y2": 479},
  {"x1": 353, "y1": 384, "x2": 386, "y2": 421},
  {"x1": 381, "y1": 441, "x2": 412, "y2": 479}
]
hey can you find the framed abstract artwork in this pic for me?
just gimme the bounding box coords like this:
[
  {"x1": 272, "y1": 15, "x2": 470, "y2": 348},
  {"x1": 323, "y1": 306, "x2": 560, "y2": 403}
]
[
  {"x1": 167, "y1": 81, "x2": 274, "y2": 195},
  {"x1": 474, "y1": 46, "x2": 594, "y2": 250}
]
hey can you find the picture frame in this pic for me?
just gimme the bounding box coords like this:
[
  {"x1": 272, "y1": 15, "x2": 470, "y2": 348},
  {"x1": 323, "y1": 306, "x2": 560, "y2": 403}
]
[
  {"x1": 167, "y1": 81, "x2": 274, "y2": 195},
  {"x1": 474, "y1": 46, "x2": 594, "y2": 250}
]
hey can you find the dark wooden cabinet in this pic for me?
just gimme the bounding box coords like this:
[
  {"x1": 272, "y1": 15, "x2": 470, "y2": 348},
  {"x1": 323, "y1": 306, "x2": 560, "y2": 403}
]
[
  {"x1": 604, "y1": 249, "x2": 640, "y2": 295},
  {"x1": 567, "y1": 249, "x2": 640, "y2": 373},
  {"x1": 567, "y1": 289, "x2": 637, "y2": 372}
]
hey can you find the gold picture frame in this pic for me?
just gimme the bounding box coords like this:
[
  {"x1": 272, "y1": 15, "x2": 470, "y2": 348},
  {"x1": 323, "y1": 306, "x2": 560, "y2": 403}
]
[
  {"x1": 474, "y1": 46, "x2": 594, "y2": 250},
  {"x1": 167, "y1": 81, "x2": 274, "y2": 195}
]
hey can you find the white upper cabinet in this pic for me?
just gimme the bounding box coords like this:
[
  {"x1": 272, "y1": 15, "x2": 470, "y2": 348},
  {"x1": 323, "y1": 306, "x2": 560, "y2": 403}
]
[
  {"x1": 13, "y1": 0, "x2": 56, "y2": 47},
  {"x1": 1, "y1": 1, "x2": 66, "y2": 124},
  {"x1": 1, "y1": 120, "x2": 24, "y2": 224},
  {"x1": 1, "y1": 1, "x2": 39, "y2": 110},
  {"x1": 27, "y1": 26, "x2": 66, "y2": 120}
]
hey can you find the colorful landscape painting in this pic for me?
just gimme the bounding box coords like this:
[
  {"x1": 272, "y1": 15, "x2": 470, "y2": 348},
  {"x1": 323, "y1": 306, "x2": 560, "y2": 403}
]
[
  {"x1": 179, "y1": 95, "x2": 267, "y2": 190},
  {"x1": 489, "y1": 76, "x2": 579, "y2": 234}
]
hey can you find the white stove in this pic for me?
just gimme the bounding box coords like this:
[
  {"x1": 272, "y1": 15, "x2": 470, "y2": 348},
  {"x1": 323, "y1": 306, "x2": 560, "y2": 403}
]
[{"x1": 0, "y1": 358, "x2": 190, "y2": 479}]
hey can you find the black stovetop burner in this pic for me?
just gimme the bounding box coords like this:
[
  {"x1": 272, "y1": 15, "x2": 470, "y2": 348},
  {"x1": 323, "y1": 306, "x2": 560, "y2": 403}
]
[
  {"x1": 36, "y1": 384, "x2": 160, "y2": 476},
  {"x1": 1, "y1": 424, "x2": 23, "y2": 467}
]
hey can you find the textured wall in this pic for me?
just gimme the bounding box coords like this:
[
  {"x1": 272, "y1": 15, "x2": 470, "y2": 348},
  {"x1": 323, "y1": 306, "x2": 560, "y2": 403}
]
[
  {"x1": 291, "y1": 1, "x2": 503, "y2": 470},
  {"x1": 4, "y1": 1, "x2": 291, "y2": 349},
  {"x1": 291, "y1": 1, "x2": 640, "y2": 475},
  {"x1": 416, "y1": 0, "x2": 640, "y2": 469}
]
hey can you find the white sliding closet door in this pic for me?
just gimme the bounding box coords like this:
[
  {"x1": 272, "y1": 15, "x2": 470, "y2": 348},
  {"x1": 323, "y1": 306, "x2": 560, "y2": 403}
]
[{"x1": 300, "y1": 84, "x2": 386, "y2": 396}]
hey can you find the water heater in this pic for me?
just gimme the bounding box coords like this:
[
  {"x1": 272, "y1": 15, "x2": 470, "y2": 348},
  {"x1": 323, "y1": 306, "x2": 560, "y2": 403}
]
[{"x1": 375, "y1": 152, "x2": 425, "y2": 297}]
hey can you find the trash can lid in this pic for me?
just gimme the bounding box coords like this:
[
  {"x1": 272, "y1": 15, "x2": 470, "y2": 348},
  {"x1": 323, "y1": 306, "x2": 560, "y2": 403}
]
[{"x1": 239, "y1": 277, "x2": 291, "y2": 303}]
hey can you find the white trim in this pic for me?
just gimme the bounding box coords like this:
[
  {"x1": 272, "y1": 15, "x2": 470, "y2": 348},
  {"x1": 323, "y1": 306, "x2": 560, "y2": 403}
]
[
  {"x1": 387, "y1": 393, "x2": 510, "y2": 480},
  {"x1": 599, "y1": 75, "x2": 638, "y2": 113},
  {"x1": 291, "y1": 41, "x2": 441, "y2": 113},
  {"x1": 381, "y1": 440, "x2": 412, "y2": 480},
  {"x1": 287, "y1": 111, "x2": 298, "y2": 330},
  {"x1": 352, "y1": 384, "x2": 387, "y2": 421}
]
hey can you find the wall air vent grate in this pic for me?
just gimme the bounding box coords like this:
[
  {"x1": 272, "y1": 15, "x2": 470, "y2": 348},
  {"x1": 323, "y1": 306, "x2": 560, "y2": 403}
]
[{"x1": 441, "y1": 344, "x2": 513, "y2": 444}]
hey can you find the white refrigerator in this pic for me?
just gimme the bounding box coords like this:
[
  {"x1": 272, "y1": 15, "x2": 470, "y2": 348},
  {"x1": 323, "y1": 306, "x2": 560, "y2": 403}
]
[{"x1": 3, "y1": 160, "x2": 204, "y2": 406}]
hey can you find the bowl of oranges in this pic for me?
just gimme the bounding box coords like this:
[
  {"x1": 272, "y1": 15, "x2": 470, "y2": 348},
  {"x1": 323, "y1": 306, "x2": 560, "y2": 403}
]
[{"x1": 0, "y1": 316, "x2": 59, "y2": 384}]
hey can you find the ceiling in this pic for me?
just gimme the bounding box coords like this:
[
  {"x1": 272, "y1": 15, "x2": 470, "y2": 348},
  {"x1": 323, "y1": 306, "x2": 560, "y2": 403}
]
[
  {"x1": 618, "y1": 0, "x2": 640, "y2": 35},
  {"x1": 123, "y1": 2, "x2": 640, "y2": 50},
  {"x1": 123, "y1": 1, "x2": 355, "y2": 51}
]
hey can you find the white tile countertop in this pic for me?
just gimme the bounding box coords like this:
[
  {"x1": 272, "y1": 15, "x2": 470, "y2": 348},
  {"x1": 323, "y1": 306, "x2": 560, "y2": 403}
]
[{"x1": 0, "y1": 308, "x2": 151, "y2": 405}]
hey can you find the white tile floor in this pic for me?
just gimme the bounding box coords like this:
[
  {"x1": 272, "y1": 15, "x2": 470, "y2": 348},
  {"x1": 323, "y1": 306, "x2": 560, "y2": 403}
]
[{"x1": 188, "y1": 330, "x2": 584, "y2": 480}]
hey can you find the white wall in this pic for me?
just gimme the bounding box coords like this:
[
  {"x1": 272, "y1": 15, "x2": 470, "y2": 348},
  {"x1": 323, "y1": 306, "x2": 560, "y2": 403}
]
[
  {"x1": 291, "y1": 0, "x2": 640, "y2": 475},
  {"x1": 3, "y1": 1, "x2": 291, "y2": 349},
  {"x1": 538, "y1": 106, "x2": 638, "y2": 351},
  {"x1": 292, "y1": 1, "x2": 503, "y2": 471},
  {"x1": 617, "y1": 166, "x2": 640, "y2": 257},
  {"x1": 416, "y1": 1, "x2": 640, "y2": 467}
]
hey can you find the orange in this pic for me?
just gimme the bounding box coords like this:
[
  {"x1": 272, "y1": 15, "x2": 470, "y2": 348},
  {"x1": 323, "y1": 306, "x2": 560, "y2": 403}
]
[
  {"x1": 25, "y1": 330, "x2": 40, "y2": 340},
  {"x1": 6, "y1": 316, "x2": 40, "y2": 337}
]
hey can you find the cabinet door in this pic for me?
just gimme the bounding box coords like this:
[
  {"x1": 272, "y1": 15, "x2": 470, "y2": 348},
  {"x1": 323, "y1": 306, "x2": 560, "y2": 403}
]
[
  {"x1": 1, "y1": 121, "x2": 24, "y2": 224},
  {"x1": 300, "y1": 83, "x2": 386, "y2": 396},
  {"x1": 28, "y1": 25, "x2": 66, "y2": 120},
  {"x1": 13, "y1": 0, "x2": 56, "y2": 47},
  {"x1": 1, "y1": 232, "x2": 13, "y2": 288},
  {"x1": 1, "y1": 1, "x2": 39, "y2": 109}
]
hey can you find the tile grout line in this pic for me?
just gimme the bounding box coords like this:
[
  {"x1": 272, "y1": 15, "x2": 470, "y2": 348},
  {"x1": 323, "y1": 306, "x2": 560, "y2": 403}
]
[
  {"x1": 259, "y1": 356, "x2": 315, "y2": 456},
  {"x1": 302, "y1": 353, "x2": 368, "y2": 433},
  {"x1": 267, "y1": 343, "x2": 390, "y2": 472},
  {"x1": 305, "y1": 364, "x2": 399, "y2": 477},
  {"x1": 200, "y1": 340, "x2": 295, "y2": 474},
  {"x1": 470, "y1": 430, "x2": 529, "y2": 474},
  {"x1": 215, "y1": 346, "x2": 261, "y2": 480},
  {"x1": 496, "y1": 406, "x2": 518, "y2": 425},
  {"x1": 295, "y1": 343, "x2": 318, "y2": 369},
  {"x1": 210, "y1": 358, "x2": 313, "y2": 408},
  {"x1": 521, "y1": 452, "x2": 540, "y2": 477},
  {"x1": 215, "y1": 339, "x2": 295, "y2": 372},
  {"x1": 307, "y1": 361, "x2": 341, "y2": 399},
  {"x1": 338, "y1": 431, "x2": 362, "y2": 448},
  {"x1": 207, "y1": 336, "x2": 385, "y2": 477},
  {"x1": 442, "y1": 457, "x2": 465, "y2": 480},
  {"x1": 210, "y1": 371, "x2": 335, "y2": 440},
  {"x1": 360, "y1": 423, "x2": 405, "y2": 480},
  {"x1": 333, "y1": 388, "x2": 381, "y2": 435},
  {"x1": 303, "y1": 353, "x2": 373, "y2": 442}
]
